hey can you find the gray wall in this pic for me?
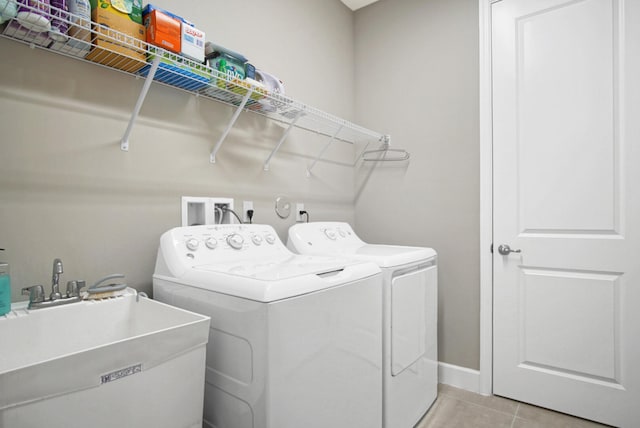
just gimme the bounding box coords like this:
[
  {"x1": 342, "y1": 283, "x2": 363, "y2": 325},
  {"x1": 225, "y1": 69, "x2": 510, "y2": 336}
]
[
  {"x1": 353, "y1": 0, "x2": 480, "y2": 369},
  {"x1": 0, "y1": 0, "x2": 357, "y2": 300},
  {"x1": 0, "y1": 0, "x2": 482, "y2": 372}
]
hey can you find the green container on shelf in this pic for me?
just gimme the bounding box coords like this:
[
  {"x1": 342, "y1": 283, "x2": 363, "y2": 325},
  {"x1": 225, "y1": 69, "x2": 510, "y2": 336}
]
[
  {"x1": 90, "y1": 0, "x2": 144, "y2": 24},
  {"x1": 213, "y1": 53, "x2": 246, "y2": 88}
]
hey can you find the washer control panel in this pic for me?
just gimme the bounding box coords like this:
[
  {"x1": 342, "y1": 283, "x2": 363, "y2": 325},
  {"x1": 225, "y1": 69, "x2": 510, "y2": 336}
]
[{"x1": 164, "y1": 224, "x2": 288, "y2": 265}]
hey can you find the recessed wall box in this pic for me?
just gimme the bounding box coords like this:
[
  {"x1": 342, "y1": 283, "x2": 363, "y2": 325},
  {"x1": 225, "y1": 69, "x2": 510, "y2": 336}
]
[
  {"x1": 181, "y1": 197, "x2": 235, "y2": 226},
  {"x1": 181, "y1": 197, "x2": 211, "y2": 226}
]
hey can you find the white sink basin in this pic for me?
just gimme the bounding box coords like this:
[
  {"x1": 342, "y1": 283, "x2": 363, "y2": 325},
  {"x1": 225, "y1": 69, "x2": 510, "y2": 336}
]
[{"x1": 0, "y1": 289, "x2": 210, "y2": 428}]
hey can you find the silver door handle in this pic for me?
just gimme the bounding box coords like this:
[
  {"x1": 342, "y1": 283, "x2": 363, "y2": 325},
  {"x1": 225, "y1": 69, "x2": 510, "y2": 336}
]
[{"x1": 498, "y1": 244, "x2": 521, "y2": 255}]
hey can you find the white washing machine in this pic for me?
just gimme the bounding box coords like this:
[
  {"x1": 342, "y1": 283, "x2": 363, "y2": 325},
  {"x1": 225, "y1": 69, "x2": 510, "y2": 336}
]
[
  {"x1": 287, "y1": 222, "x2": 438, "y2": 428},
  {"x1": 153, "y1": 224, "x2": 383, "y2": 428}
]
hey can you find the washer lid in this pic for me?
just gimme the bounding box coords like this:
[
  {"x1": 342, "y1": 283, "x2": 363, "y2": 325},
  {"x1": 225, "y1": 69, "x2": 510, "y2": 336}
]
[
  {"x1": 194, "y1": 255, "x2": 354, "y2": 281},
  {"x1": 157, "y1": 255, "x2": 381, "y2": 302}
]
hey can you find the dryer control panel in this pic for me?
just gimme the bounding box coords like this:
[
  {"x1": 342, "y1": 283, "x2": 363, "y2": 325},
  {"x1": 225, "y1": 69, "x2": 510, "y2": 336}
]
[
  {"x1": 287, "y1": 222, "x2": 365, "y2": 253},
  {"x1": 287, "y1": 222, "x2": 437, "y2": 268}
]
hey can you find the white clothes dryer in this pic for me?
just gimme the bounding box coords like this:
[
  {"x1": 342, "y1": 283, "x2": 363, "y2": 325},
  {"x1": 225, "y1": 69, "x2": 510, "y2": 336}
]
[
  {"x1": 153, "y1": 224, "x2": 383, "y2": 428},
  {"x1": 287, "y1": 222, "x2": 437, "y2": 428}
]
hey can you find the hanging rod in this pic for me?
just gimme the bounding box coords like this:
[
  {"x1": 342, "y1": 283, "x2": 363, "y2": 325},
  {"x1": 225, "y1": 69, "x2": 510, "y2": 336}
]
[
  {"x1": 360, "y1": 136, "x2": 410, "y2": 162},
  {"x1": 361, "y1": 148, "x2": 410, "y2": 161}
]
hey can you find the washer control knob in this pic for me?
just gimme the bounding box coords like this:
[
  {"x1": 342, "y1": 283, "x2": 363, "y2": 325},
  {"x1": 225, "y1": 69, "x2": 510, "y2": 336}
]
[
  {"x1": 227, "y1": 233, "x2": 244, "y2": 250},
  {"x1": 205, "y1": 237, "x2": 218, "y2": 250},
  {"x1": 251, "y1": 234, "x2": 263, "y2": 246},
  {"x1": 185, "y1": 238, "x2": 199, "y2": 251},
  {"x1": 324, "y1": 229, "x2": 337, "y2": 240},
  {"x1": 264, "y1": 234, "x2": 276, "y2": 245},
  {"x1": 337, "y1": 229, "x2": 346, "y2": 238}
]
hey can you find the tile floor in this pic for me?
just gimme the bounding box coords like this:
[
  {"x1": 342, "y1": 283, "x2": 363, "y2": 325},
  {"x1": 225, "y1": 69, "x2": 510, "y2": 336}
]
[{"x1": 416, "y1": 384, "x2": 612, "y2": 428}]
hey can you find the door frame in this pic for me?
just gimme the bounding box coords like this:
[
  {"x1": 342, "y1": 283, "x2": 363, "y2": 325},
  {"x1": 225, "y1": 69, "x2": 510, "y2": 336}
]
[{"x1": 478, "y1": 0, "x2": 495, "y2": 396}]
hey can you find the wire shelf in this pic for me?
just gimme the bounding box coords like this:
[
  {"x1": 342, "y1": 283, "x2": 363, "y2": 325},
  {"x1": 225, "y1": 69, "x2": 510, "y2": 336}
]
[{"x1": 0, "y1": 0, "x2": 388, "y2": 167}]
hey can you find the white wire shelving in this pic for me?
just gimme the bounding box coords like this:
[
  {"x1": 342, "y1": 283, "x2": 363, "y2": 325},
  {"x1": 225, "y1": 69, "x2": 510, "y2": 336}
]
[{"x1": 0, "y1": 0, "x2": 389, "y2": 173}]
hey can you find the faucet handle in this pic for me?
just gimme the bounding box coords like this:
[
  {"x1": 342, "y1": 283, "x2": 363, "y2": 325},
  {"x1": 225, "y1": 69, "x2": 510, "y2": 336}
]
[
  {"x1": 22, "y1": 285, "x2": 45, "y2": 305},
  {"x1": 66, "y1": 280, "x2": 86, "y2": 298},
  {"x1": 52, "y1": 258, "x2": 63, "y2": 275}
]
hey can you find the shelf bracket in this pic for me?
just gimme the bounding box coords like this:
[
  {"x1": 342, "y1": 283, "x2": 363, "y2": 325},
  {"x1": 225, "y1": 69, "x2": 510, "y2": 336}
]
[
  {"x1": 263, "y1": 110, "x2": 304, "y2": 171},
  {"x1": 210, "y1": 89, "x2": 253, "y2": 163},
  {"x1": 306, "y1": 124, "x2": 344, "y2": 177},
  {"x1": 120, "y1": 55, "x2": 161, "y2": 151}
]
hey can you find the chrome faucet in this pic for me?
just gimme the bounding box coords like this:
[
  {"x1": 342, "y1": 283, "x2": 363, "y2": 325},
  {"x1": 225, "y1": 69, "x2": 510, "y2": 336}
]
[
  {"x1": 21, "y1": 258, "x2": 85, "y2": 309},
  {"x1": 51, "y1": 258, "x2": 64, "y2": 300}
]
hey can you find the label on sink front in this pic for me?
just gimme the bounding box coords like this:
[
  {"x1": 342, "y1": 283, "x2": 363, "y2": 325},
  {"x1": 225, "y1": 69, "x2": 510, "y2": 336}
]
[{"x1": 101, "y1": 363, "x2": 142, "y2": 384}]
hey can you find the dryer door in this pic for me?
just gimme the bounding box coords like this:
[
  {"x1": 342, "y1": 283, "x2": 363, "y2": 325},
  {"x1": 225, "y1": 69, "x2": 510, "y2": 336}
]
[{"x1": 391, "y1": 265, "x2": 436, "y2": 376}]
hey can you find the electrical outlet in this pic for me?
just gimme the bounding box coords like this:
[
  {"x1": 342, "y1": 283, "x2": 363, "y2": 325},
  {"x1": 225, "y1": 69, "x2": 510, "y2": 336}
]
[
  {"x1": 243, "y1": 201, "x2": 254, "y2": 223},
  {"x1": 296, "y1": 203, "x2": 305, "y2": 222}
]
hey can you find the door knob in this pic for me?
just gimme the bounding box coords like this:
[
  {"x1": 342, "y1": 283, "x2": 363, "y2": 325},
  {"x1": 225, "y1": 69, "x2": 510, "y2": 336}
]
[{"x1": 498, "y1": 244, "x2": 521, "y2": 255}]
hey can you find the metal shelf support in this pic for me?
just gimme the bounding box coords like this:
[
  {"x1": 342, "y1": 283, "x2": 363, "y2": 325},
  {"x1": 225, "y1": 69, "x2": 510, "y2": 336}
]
[
  {"x1": 210, "y1": 89, "x2": 253, "y2": 163},
  {"x1": 120, "y1": 55, "x2": 161, "y2": 151},
  {"x1": 0, "y1": 6, "x2": 389, "y2": 165},
  {"x1": 263, "y1": 110, "x2": 304, "y2": 171},
  {"x1": 306, "y1": 124, "x2": 344, "y2": 177}
]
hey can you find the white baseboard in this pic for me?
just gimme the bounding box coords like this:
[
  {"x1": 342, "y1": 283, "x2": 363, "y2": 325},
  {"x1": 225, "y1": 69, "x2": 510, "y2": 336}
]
[{"x1": 438, "y1": 362, "x2": 481, "y2": 394}]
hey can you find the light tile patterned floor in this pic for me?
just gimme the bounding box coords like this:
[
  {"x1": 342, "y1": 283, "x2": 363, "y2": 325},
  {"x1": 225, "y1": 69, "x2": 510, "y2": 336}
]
[{"x1": 416, "y1": 384, "x2": 613, "y2": 428}]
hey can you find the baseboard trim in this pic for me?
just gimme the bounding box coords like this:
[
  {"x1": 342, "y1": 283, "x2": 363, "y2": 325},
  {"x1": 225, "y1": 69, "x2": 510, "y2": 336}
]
[{"x1": 438, "y1": 362, "x2": 481, "y2": 394}]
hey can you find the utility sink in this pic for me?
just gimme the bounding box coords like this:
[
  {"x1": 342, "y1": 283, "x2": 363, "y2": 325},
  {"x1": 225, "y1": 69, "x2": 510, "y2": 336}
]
[{"x1": 0, "y1": 289, "x2": 210, "y2": 428}]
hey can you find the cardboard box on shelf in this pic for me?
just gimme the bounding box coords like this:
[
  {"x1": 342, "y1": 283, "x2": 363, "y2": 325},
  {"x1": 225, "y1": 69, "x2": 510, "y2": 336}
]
[
  {"x1": 89, "y1": 0, "x2": 143, "y2": 24},
  {"x1": 144, "y1": 9, "x2": 180, "y2": 53},
  {"x1": 141, "y1": 4, "x2": 194, "y2": 27},
  {"x1": 181, "y1": 24, "x2": 204, "y2": 62},
  {"x1": 85, "y1": 7, "x2": 146, "y2": 73}
]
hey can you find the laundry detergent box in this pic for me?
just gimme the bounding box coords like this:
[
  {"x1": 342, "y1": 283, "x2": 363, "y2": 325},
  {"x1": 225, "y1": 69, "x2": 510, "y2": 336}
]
[
  {"x1": 143, "y1": 7, "x2": 180, "y2": 53},
  {"x1": 141, "y1": 4, "x2": 195, "y2": 27},
  {"x1": 139, "y1": 47, "x2": 210, "y2": 91},
  {"x1": 85, "y1": 6, "x2": 146, "y2": 72},
  {"x1": 90, "y1": 0, "x2": 143, "y2": 24},
  {"x1": 181, "y1": 24, "x2": 204, "y2": 62},
  {"x1": 142, "y1": 3, "x2": 202, "y2": 59}
]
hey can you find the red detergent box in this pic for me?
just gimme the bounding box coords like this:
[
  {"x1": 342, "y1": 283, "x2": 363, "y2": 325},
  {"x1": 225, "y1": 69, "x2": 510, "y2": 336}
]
[{"x1": 144, "y1": 8, "x2": 181, "y2": 53}]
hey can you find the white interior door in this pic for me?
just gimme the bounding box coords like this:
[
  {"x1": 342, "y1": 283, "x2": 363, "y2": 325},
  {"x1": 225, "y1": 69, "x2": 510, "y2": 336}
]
[{"x1": 492, "y1": 0, "x2": 640, "y2": 426}]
